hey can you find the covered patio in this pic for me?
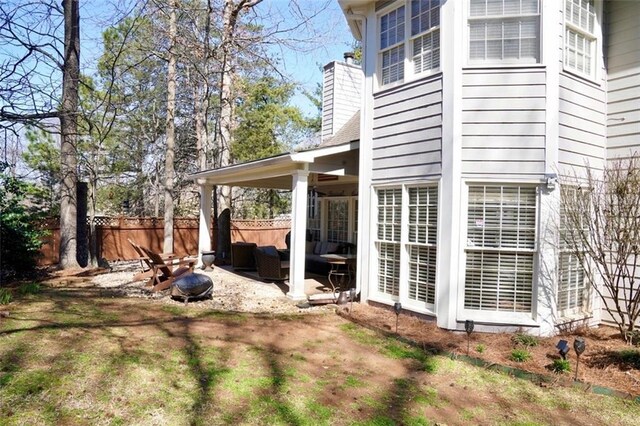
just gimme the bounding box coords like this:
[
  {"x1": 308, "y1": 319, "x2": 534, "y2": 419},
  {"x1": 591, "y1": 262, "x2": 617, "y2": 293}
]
[{"x1": 189, "y1": 140, "x2": 359, "y2": 300}]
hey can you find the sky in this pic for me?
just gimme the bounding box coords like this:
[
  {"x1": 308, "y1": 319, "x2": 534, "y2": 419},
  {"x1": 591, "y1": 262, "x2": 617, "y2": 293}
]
[{"x1": 78, "y1": 0, "x2": 357, "y2": 117}]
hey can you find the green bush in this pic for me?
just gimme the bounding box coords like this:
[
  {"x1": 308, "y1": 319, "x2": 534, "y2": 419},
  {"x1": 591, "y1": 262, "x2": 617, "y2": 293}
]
[
  {"x1": 511, "y1": 333, "x2": 539, "y2": 347},
  {"x1": 0, "y1": 288, "x2": 12, "y2": 305},
  {"x1": 618, "y1": 349, "x2": 640, "y2": 369},
  {"x1": 0, "y1": 163, "x2": 48, "y2": 279},
  {"x1": 552, "y1": 359, "x2": 571, "y2": 373},
  {"x1": 510, "y1": 349, "x2": 532, "y2": 363},
  {"x1": 18, "y1": 282, "x2": 41, "y2": 296},
  {"x1": 475, "y1": 344, "x2": 486, "y2": 353}
]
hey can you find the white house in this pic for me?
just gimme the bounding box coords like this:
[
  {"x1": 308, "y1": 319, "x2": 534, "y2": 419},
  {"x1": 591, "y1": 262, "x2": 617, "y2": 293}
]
[{"x1": 192, "y1": 0, "x2": 639, "y2": 336}]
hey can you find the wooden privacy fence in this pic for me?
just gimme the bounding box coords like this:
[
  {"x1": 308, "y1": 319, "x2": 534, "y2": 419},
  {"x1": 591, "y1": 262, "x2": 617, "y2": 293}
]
[{"x1": 38, "y1": 217, "x2": 291, "y2": 265}]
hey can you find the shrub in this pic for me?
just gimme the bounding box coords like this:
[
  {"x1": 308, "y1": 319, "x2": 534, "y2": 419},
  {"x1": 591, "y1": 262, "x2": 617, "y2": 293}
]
[
  {"x1": 618, "y1": 349, "x2": 640, "y2": 369},
  {"x1": 0, "y1": 288, "x2": 11, "y2": 305},
  {"x1": 511, "y1": 333, "x2": 539, "y2": 347},
  {"x1": 18, "y1": 282, "x2": 41, "y2": 296},
  {"x1": 0, "y1": 163, "x2": 48, "y2": 279},
  {"x1": 475, "y1": 344, "x2": 486, "y2": 354},
  {"x1": 510, "y1": 349, "x2": 531, "y2": 363},
  {"x1": 552, "y1": 359, "x2": 571, "y2": 373}
]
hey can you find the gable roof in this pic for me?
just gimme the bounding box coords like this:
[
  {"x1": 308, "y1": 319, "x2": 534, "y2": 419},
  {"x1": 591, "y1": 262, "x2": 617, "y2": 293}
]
[{"x1": 318, "y1": 111, "x2": 360, "y2": 148}]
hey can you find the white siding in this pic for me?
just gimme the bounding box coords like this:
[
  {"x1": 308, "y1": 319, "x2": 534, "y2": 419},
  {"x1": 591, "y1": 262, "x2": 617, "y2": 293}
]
[
  {"x1": 606, "y1": 1, "x2": 640, "y2": 162},
  {"x1": 371, "y1": 74, "x2": 443, "y2": 182},
  {"x1": 461, "y1": 68, "x2": 546, "y2": 178},
  {"x1": 322, "y1": 61, "x2": 362, "y2": 141},
  {"x1": 558, "y1": 73, "x2": 606, "y2": 175},
  {"x1": 601, "y1": 1, "x2": 640, "y2": 330}
]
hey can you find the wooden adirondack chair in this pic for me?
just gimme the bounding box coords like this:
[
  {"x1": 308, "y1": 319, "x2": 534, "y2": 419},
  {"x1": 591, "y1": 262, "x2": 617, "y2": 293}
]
[
  {"x1": 128, "y1": 239, "x2": 155, "y2": 282},
  {"x1": 139, "y1": 246, "x2": 196, "y2": 292}
]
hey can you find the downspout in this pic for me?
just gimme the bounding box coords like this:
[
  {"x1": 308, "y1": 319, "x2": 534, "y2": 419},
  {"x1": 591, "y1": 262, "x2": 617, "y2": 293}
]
[{"x1": 345, "y1": 10, "x2": 370, "y2": 303}]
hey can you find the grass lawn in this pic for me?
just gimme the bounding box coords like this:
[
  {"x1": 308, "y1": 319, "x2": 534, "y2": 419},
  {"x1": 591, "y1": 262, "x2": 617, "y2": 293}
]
[{"x1": 1, "y1": 284, "x2": 639, "y2": 426}]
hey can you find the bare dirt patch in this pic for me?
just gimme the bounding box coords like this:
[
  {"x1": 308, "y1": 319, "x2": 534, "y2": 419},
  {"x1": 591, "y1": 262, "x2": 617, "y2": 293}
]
[{"x1": 346, "y1": 302, "x2": 640, "y2": 399}]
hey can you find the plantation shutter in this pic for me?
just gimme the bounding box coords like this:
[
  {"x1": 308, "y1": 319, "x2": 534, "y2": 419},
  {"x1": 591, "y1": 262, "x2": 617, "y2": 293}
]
[
  {"x1": 377, "y1": 188, "x2": 402, "y2": 296},
  {"x1": 464, "y1": 185, "x2": 536, "y2": 313},
  {"x1": 407, "y1": 187, "x2": 438, "y2": 304}
]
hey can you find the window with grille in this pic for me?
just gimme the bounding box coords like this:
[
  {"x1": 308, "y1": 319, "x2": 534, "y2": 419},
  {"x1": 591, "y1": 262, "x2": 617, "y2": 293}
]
[
  {"x1": 380, "y1": 6, "x2": 405, "y2": 85},
  {"x1": 411, "y1": 0, "x2": 440, "y2": 74},
  {"x1": 307, "y1": 195, "x2": 321, "y2": 241},
  {"x1": 376, "y1": 188, "x2": 402, "y2": 296},
  {"x1": 468, "y1": 0, "x2": 540, "y2": 64},
  {"x1": 407, "y1": 187, "x2": 438, "y2": 304},
  {"x1": 564, "y1": 0, "x2": 596, "y2": 78},
  {"x1": 378, "y1": 1, "x2": 441, "y2": 86},
  {"x1": 327, "y1": 199, "x2": 349, "y2": 243},
  {"x1": 558, "y1": 186, "x2": 588, "y2": 314},
  {"x1": 464, "y1": 185, "x2": 536, "y2": 313}
]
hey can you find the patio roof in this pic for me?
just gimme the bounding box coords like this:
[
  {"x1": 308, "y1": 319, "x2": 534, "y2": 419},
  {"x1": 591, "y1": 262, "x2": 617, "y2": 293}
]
[{"x1": 189, "y1": 140, "x2": 359, "y2": 190}]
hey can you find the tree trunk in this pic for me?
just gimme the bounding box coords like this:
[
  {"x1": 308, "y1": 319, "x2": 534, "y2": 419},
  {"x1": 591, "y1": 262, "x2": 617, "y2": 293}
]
[
  {"x1": 163, "y1": 0, "x2": 177, "y2": 254},
  {"x1": 58, "y1": 0, "x2": 80, "y2": 269}
]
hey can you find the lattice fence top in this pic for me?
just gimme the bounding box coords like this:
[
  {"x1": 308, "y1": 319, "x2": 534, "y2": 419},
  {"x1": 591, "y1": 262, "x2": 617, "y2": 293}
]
[
  {"x1": 231, "y1": 219, "x2": 291, "y2": 229},
  {"x1": 39, "y1": 216, "x2": 290, "y2": 229}
]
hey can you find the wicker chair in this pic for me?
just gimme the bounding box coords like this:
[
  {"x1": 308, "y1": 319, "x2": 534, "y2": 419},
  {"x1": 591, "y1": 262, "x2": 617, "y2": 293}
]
[{"x1": 254, "y1": 246, "x2": 289, "y2": 281}]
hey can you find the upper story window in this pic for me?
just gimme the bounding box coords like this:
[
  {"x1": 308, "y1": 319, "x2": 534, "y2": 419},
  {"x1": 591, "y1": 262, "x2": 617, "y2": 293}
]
[
  {"x1": 564, "y1": 0, "x2": 596, "y2": 78},
  {"x1": 380, "y1": 6, "x2": 406, "y2": 85},
  {"x1": 468, "y1": 0, "x2": 540, "y2": 64},
  {"x1": 378, "y1": 1, "x2": 441, "y2": 87}
]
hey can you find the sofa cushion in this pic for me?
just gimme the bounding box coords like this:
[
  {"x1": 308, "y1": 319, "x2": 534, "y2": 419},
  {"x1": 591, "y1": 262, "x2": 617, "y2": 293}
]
[
  {"x1": 261, "y1": 246, "x2": 279, "y2": 257},
  {"x1": 326, "y1": 242, "x2": 340, "y2": 254}
]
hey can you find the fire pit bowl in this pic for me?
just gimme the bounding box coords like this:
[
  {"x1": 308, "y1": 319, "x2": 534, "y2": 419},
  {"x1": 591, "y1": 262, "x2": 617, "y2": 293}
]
[{"x1": 170, "y1": 273, "x2": 213, "y2": 304}]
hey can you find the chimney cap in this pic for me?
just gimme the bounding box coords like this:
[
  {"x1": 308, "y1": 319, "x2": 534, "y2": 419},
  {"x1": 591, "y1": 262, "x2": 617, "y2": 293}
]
[{"x1": 344, "y1": 52, "x2": 355, "y2": 64}]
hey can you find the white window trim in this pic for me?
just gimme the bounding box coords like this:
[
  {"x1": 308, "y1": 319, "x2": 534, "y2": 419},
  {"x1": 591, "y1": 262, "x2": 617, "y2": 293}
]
[
  {"x1": 465, "y1": 0, "x2": 542, "y2": 66},
  {"x1": 457, "y1": 181, "x2": 540, "y2": 325},
  {"x1": 371, "y1": 182, "x2": 439, "y2": 315},
  {"x1": 376, "y1": 1, "x2": 442, "y2": 91},
  {"x1": 557, "y1": 185, "x2": 592, "y2": 318},
  {"x1": 318, "y1": 195, "x2": 358, "y2": 244},
  {"x1": 562, "y1": 0, "x2": 601, "y2": 83}
]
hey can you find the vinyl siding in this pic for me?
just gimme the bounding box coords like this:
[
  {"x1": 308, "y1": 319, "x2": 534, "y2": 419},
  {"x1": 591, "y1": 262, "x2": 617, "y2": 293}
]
[
  {"x1": 557, "y1": 73, "x2": 606, "y2": 175},
  {"x1": 322, "y1": 62, "x2": 362, "y2": 141},
  {"x1": 601, "y1": 1, "x2": 640, "y2": 330},
  {"x1": 605, "y1": 1, "x2": 640, "y2": 162},
  {"x1": 371, "y1": 74, "x2": 443, "y2": 182},
  {"x1": 461, "y1": 68, "x2": 546, "y2": 178}
]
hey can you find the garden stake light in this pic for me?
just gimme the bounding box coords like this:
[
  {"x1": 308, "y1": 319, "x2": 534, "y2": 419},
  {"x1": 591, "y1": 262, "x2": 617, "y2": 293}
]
[
  {"x1": 556, "y1": 339, "x2": 570, "y2": 360},
  {"x1": 394, "y1": 302, "x2": 402, "y2": 333},
  {"x1": 465, "y1": 320, "x2": 474, "y2": 355},
  {"x1": 574, "y1": 337, "x2": 586, "y2": 381},
  {"x1": 349, "y1": 288, "x2": 356, "y2": 313}
]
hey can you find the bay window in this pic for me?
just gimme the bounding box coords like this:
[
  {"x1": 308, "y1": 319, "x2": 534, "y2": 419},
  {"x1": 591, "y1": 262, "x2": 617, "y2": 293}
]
[
  {"x1": 468, "y1": 0, "x2": 540, "y2": 64},
  {"x1": 564, "y1": 0, "x2": 596, "y2": 78},
  {"x1": 464, "y1": 185, "x2": 536, "y2": 313}
]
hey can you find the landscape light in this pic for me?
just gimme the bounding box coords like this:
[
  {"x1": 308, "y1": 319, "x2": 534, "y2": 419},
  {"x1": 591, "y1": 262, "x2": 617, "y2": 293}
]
[
  {"x1": 556, "y1": 339, "x2": 570, "y2": 360},
  {"x1": 574, "y1": 337, "x2": 586, "y2": 380},
  {"x1": 394, "y1": 302, "x2": 402, "y2": 333},
  {"x1": 465, "y1": 320, "x2": 475, "y2": 355},
  {"x1": 349, "y1": 288, "x2": 357, "y2": 313}
]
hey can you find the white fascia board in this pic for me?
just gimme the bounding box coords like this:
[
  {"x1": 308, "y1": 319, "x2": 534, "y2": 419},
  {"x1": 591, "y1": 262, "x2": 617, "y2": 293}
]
[
  {"x1": 190, "y1": 154, "x2": 308, "y2": 186},
  {"x1": 338, "y1": 0, "x2": 371, "y2": 40},
  {"x1": 291, "y1": 141, "x2": 359, "y2": 163}
]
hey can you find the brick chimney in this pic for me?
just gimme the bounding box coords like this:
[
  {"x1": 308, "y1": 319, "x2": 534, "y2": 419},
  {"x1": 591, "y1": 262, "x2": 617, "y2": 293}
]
[{"x1": 321, "y1": 52, "x2": 362, "y2": 141}]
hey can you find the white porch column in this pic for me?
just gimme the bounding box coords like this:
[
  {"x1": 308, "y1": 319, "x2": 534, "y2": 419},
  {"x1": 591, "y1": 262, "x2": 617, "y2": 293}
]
[
  {"x1": 197, "y1": 182, "x2": 213, "y2": 267},
  {"x1": 288, "y1": 170, "x2": 309, "y2": 299}
]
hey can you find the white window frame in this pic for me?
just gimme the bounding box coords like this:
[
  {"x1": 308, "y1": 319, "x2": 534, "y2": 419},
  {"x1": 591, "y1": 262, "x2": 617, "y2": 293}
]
[
  {"x1": 563, "y1": 0, "x2": 598, "y2": 81},
  {"x1": 316, "y1": 196, "x2": 358, "y2": 244},
  {"x1": 557, "y1": 185, "x2": 591, "y2": 317},
  {"x1": 372, "y1": 183, "x2": 439, "y2": 314},
  {"x1": 459, "y1": 183, "x2": 539, "y2": 324},
  {"x1": 467, "y1": 0, "x2": 541, "y2": 65},
  {"x1": 377, "y1": 1, "x2": 442, "y2": 89},
  {"x1": 379, "y1": 5, "x2": 406, "y2": 86}
]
